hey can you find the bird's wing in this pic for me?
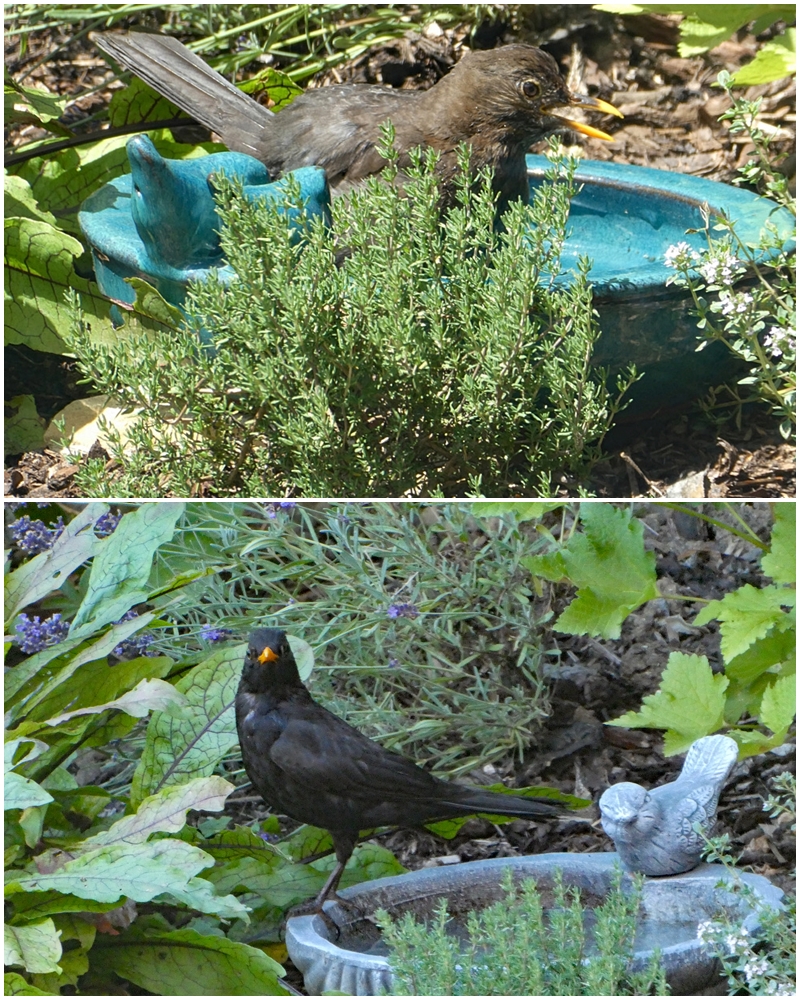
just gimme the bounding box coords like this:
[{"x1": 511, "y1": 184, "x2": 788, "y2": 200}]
[{"x1": 268, "y1": 712, "x2": 441, "y2": 801}]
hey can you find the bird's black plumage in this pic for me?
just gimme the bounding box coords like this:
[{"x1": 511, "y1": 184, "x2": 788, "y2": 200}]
[{"x1": 235, "y1": 627, "x2": 559, "y2": 913}]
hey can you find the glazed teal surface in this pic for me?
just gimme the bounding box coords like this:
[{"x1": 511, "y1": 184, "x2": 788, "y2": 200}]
[
  {"x1": 526, "y1": 155, "x2": 794, "y2": 414},
  {"x1": 79, "y1": 135, "x2": 330, "y2": 316}
]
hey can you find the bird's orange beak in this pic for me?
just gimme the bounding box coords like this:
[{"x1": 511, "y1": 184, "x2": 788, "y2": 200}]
[
  {"x1": 548, "y1": 93, "x2": 624, "y2": 142},
  {"x1": 258, "y1": 645, "x2": 280, "y2": 664}
]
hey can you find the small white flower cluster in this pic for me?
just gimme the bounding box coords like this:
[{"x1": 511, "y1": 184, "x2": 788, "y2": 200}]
[
  {"x1": 663, "y1": 241, "x2": 700, "y2": 269},
  {"x1": 698, "y1": 250, "x2": 745, "y2": 285},
  {"x1": 763, "y1": 325, "x2": 797, "y2": 359},
  {"x1": 719, "y1": 290, "x2": 754, "y2": 316}
]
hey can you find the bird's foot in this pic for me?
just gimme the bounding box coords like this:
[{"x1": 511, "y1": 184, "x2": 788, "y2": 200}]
[{"x1": 286, "y1": 892, "x2": 365, "y2": 941}]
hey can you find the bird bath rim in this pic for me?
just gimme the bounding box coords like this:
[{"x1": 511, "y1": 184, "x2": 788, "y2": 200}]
[{"x1": 285, "y1": 852, "x2": 784, "y2": 996}]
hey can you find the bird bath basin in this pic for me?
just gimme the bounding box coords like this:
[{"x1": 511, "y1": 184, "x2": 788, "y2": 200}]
[
  {"x1": 526, "y1": 155, "x2": 795, "y2": 416},
  {"x1": 285, "y1": 852, "x2": 783, "y2": 996}
]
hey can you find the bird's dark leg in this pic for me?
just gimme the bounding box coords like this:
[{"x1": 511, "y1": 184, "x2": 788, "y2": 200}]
[{"x1": 287, "y1": 833, "x2": 358, "y2": 939}]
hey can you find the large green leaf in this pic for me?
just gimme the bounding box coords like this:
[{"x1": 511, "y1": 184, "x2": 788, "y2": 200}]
[
  {"x1": 69, "y1": 503, "x2": 185, "y2": 638},
  {"x1": 4, "y1": 216, "x2": 115, "y2": 353},
  {"x1": 694, "y1": 583, "x2": 795, "y2": 662},
  {"x1": 4, "y1": 503, "x2": 104, "y2": 623},
  {"x1": 131, "y1": 644, "x2": 242, "y2": 807},
  {"x1": 6, "y1": 839, "x2": 246, "y2": 919},
  {"x1": 4, "y1": 919, "x2": 62, "y2": 975},
  {"x1": 761, "y1": 503, "x2": 795, "y2": 585},
  {"x1": 84, "y1": 777, "x2": 234, "y2": 847},
  {"x1": 43, "y1": 677, "x2": 186, "y2": 726},
  {"x1": 91, "y1": 920, "x2": 287, "y2": 996}
]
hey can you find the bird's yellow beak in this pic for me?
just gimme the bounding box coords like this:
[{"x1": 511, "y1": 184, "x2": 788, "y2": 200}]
[
  {"x1": 258, "y1": 645, "x2": 280, "y2": 664},
  {"x1": 549, "y1": 93, "x2": 624, "y2": 142}
]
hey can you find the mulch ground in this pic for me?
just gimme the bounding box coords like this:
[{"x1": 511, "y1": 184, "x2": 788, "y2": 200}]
[{"x1": 3, "y1": 7, "x2": 795, "y2": 497}]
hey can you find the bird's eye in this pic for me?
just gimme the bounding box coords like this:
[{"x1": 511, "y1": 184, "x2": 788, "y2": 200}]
[{"x1": 521, "y1": 80, "x2": 541, "y2": 99}]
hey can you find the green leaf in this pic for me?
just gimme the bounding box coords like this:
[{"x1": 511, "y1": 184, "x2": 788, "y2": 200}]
[
  {"x1": 91, "y1": 923, "x2": 287, "y2": 996},
  {"x1": 127, "y1": 277, "x2": 186, "y2": 328},
  {"x1": 4, "y1": 773, "x2": 53, "y2": 811},
  {"x1": 529, "y1": 503, "x2": 659, "y2": 638},
  {"x1": 130, "y1": 644, "x2": 242, "y2": 807},
  {"x1": 725, "y1": 627, "x2": 796, "y2": 685},
  {"x1": 7, "y1": 839, "x2": 246, "y2": 918},
  {"x1": 694, "y1": 583, "x2": 794, "y2": 661},
  {"x1": 4, "y1": 918, "x2": 62, "y2": 975},
  {"x1": 16, "y1": 643, "x2": 168, "y2": 725},
  {"x1": 609, "y1": 652, "x2": 728, "y2": 751},
  {"x1": 84, "y1": 776, "x2": 234, "y2": 847},
  {"x1": 731, "y1": 30, "x2": 796, "y2": 85},
  {"x1": 43, "y1": 677, "x2": 187, "y2": 726},
  {"x1": 4, "y1": 174, "x2": 56, "y2": 226},
  {"x1": 4, "y1": 972, "x2": 54, "y2": 995},
  {"x1": 5, "y1": 395, "x2": 45, "y2": 454},
  {"x1": 726, "y1": 726, "x2": 790, "y2": 759},
  {"x1": 4, "y1": 216, "x2": 114, "y2": 353},
  {"x1": 69, "y1": 503, "x2": 185, "y2": 638},
  {"x1": 4, "y1": 503, "x2": 104, "y2": 623},
  {"x1": 286, "y1": 633, "x2": 314, "y2": 681},
  {"x1": 759, "y1": 673, "x2": 796, "y2": 736},
  {"x1": 761, "y1": 503, "x2": 795, "y2": 585},
  {"x1": 472, "y1": 502, "x2": 562, "y2": 522}
]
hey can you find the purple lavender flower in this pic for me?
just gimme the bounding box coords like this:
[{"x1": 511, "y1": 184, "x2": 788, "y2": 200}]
[
  {"x1": 200, "y1": 625, "x2": 232, "y2": 642},
  {"x1": 278, "y1": 501, "x2": 297, "y2": 509},
  {"x1": 10, "y1": 516, "x2": 65, "y2": 556},
  {"x1": 94, "y1": 511, "x2": 122, "y2": 537},
  {"x1": 14, "y1": 613, "x2": 70, "y2": 654},
  {"x1": 387, "y1": 602, "x2": 419, "y2": 620},
  {"x1": 112, "y1": 632, "x2": 157, "y2": 660}
]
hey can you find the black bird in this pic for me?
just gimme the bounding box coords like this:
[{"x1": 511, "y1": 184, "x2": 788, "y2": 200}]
[
  {"x1": 235, "y1": 627, "x2": 560, "y2": 917},
  {"x1": 94, "y1": 32, "x2": 622, "y2": 208}
]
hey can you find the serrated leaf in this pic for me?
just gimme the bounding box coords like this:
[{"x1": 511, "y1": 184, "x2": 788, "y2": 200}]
[
  {"x1": 731, "y1": 31, "x2": 796, "y2": 85},
  {"x1": 90, "y1": 924, "x2": 287, "y2": 996},
  {"x1": 761, "y1": 503, "x2": 795, "y2": 585},
  {"x1": 759, "y1": 673, "x2": 796, "y2": 736},
  {"x1": 130, "y1": 644, "x2": 242, "y2": 807},
  {"x1": 84, "y1": 776, "x2": 234, "y2": 847},
  {"x1": 540, "y1": 503, "x2": 659, "y2": 638},
  {"x1": 694, "y1": 583, "x2": 794, "y2": 661},
  {"x1": 4, "y1": 919, "x2": 62, "y2": 975},
  {"x1": 609, "y1": 652, "x2": 728, "y2": 747},
  {"x1": 725, "y1": 627, "x2": 796, "y2": 685},
  {"x1": 43, "y1": 677, "x2": 186, "y2": 726},
  {"x1": 726, "y1": 727, "x2": 790, "y2": 759},
  {"x1": 68, "y1": 503, "x2": 184, "y2": 638}
]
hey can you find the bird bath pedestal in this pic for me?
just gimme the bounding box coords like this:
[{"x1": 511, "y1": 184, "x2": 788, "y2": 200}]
[{"x1": 285, "y1": 852, "x2": 783, "y2": 996}]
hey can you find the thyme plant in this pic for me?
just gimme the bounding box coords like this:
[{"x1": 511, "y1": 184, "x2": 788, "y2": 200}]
[
  {"x1": 65, "y1": 135, "x2": 633, "y2": 497},
  {"x1": 664, "y1": 72, "x2": 795, "y2": 439},
  {"x1": 378, "y1": 867, "x2": 668, "y2": 996}
]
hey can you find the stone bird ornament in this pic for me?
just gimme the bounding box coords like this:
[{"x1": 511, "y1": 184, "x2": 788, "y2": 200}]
[{"x1": 599, "y1": 734, "x2": 739, "y2": 877}]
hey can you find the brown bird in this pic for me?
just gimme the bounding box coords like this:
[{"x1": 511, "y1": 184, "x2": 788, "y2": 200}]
[
  {"x1": 94, "y1": 32, "x2": 622, "y2": 209},
  {"x1": 235, "y1": 628, "x2": 560, "y2": 919}
]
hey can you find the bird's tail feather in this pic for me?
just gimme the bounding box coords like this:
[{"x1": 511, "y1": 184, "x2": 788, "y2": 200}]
[
  {"x1": 442, "y1": 785, "x2": 561, "y2": 820},
  {"x1": 679, "y1": 734, "x2": 738, "y2": 783},
  {"x1": 93, "y1": 32, "x2": 275, "y2": 159}
]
